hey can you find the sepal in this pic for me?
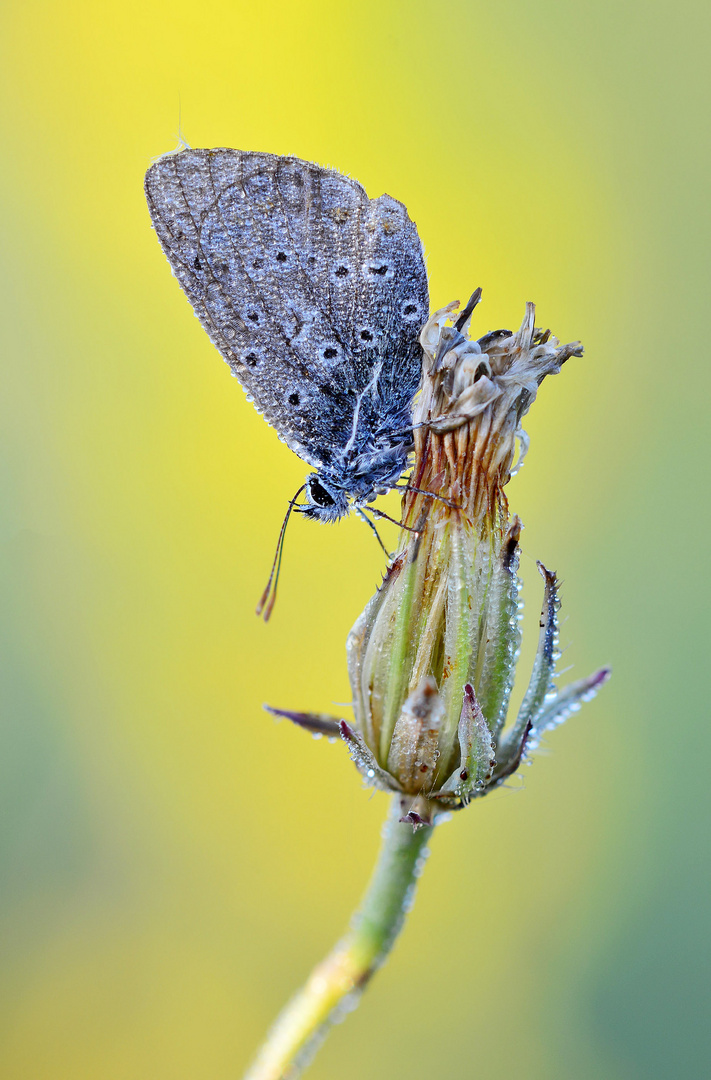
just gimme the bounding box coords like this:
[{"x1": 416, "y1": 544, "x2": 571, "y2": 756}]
[
  {"x1": 339, "y1": 721, "x2": 402, "y2": 793},
  {"x1": 498, "y1": 561, "x2": 560, "y2": 760},
  {"x1": 525, "y1": 667, "x2": 611, "y2": 753},
  {"x1": 437, "y1": 684, "x2": 495, "y2": 806},
  {"x1": 264, "y1": 705, "x2": 342, "y2": 737},
  {"x1": 476, "y1": 517, "x2": 523, "y2": 738},
  {"x1": 386, "y1": 678, "x2": 444, "y2": 795}
]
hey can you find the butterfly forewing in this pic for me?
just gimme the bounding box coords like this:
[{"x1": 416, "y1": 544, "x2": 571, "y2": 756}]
[{"x1": 144, "y1": 148, "x2": 428, "y2": 470}]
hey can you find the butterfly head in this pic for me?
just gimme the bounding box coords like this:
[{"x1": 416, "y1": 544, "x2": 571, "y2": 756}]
[{"x1": 300, "y1": 474, "x2": 350, "y2": 523}]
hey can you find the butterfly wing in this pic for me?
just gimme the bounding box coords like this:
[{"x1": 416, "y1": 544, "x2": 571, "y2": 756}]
[{"x1": 144, "y1": 148, "x2": 428, "y2": 469}]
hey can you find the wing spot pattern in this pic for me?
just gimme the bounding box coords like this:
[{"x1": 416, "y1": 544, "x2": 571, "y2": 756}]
[{"x1": 401, "y1": 299, "x2": 424, "y2": 322}]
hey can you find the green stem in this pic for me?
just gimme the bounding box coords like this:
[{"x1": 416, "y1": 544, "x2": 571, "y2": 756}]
[{"x1": 243, "y1": 797, "x2": 434, "y2": 1080}]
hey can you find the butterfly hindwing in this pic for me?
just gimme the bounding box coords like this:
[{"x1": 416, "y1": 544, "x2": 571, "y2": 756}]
[{"x1": 144, "y1": 148, "x2": 428, "y2": 468}]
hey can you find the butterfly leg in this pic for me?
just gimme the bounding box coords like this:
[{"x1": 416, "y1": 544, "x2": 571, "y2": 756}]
[
  {"x1": 369, "y1": 506, "x2": 422, "y2": 534},
  {"x1": 394, "y1": 483, "x2": 462, "y2": 510},
  {"x1": 356, "y1": 507, "x2": 392, "y2": 558}
]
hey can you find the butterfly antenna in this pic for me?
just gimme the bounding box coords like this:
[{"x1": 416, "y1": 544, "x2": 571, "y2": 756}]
[
  {"x1": 175, "y1": 95, "x2": 191, "y2": 150},
  {"x1": 256, "y1": 484, "x2": 306, "y2": 621}
]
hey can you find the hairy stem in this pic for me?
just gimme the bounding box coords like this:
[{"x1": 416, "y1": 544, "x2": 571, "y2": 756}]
[{"x1": 243, "y1": 797, "x2": 434, "y2": 1080}]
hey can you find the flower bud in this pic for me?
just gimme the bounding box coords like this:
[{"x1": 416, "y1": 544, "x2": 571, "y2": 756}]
[{"x1": 344, "y1": 295, "x2": 609, "y2": 825}]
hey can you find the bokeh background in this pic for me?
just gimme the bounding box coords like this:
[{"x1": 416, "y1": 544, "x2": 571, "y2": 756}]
[{"x1": 1, "y1": 1, "x2": 708, "y2": 1077}]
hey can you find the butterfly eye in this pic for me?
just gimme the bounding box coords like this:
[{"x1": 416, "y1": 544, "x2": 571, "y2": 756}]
[
  {"x1": 276, "y1": 251, "x2": 288, "y2": 263},
  {"x1": 360, "y1": 329, "x2": 374, "y2": 342},
  {"x1": 335, "y1": 265, "x2": 349, "y2": 277},
  {"x1": 288, "y1": 392, "x2": 300, "y2": 405},
  {"x1": 309, "y1": 479, "x2": 335, "y2": 507},
  {"x1": 323, "y1": 347, "x2": 338, "y2": 360}
]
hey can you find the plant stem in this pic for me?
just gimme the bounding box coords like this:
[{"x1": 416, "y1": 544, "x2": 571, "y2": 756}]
[{"x1": 243, "y1": 796, "x2": 434, "y2": 1080}]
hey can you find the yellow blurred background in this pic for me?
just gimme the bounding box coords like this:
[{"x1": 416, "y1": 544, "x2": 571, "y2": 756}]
[{"x1": 1, "y1": 1, "x2": 708, "y2": 1077}]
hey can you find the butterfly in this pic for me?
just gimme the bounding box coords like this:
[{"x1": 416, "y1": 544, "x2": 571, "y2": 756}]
[{"x1": 144, "y1": 148, "x2": 429, "y2": 613}]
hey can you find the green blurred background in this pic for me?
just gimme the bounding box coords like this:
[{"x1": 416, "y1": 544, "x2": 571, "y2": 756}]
[{"x1": 1, "y1": 1, "x2": 708, "y2": 1077}]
